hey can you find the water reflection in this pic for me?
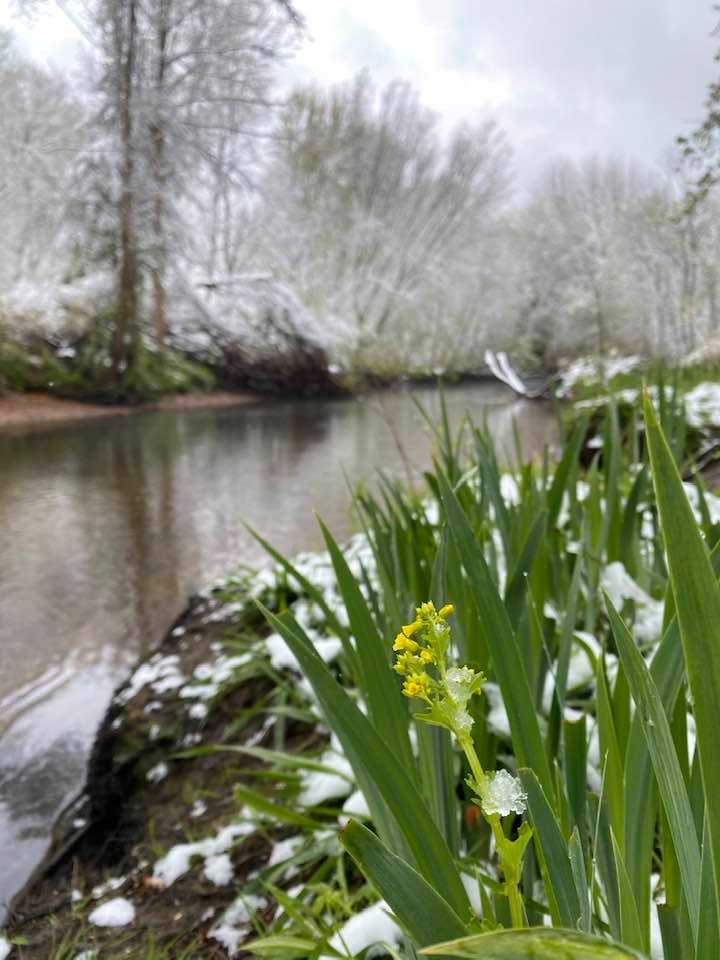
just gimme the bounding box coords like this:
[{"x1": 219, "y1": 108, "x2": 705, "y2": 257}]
[{"x1": 0, "y1": 384, "x2": 557, "y2": 910}]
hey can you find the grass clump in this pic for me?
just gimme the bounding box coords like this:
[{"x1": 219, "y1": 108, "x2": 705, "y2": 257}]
[{"x1": 9, "y1": 381, "x2": 720, "y2": 958}]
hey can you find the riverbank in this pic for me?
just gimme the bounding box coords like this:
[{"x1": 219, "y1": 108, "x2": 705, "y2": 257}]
[
  {"x1": 7, "y1": 384, "x2": 720, "y2": 959},
  {"x1": 0, "y1": 390, "x2": 259, "y2": 433},
  {"x1": 5, "y1": 542, "x2": 373, "y2": 958}
]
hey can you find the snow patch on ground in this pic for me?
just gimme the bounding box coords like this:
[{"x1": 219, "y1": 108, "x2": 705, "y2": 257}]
[
  {"x1": 152, "y1": 817, "x2": 255, "y2": 887},
  {"x1": 264, "y1": 633, "x2": 342, "y2": 672},
  {"x1": 298, "y1": 749, "x2": 354, "y2": 807},
  {"x1": 323, "y1": 901, "x2": 402, "y2": 959},
  {"x1": 208, "y1": 895, "x2": 267, "y2": 957},
  {"x1": 90, "y1": 876, "x2": 126, "y2": 900},
  {"x1": 267, "y1": 835, "x2": 304, "y2": 867},
  {"x1": 499, "y1": 474, "x2": 520, "y2": 506},
  {"x1": 341, "y1": 789, "x2": 370, "y2": 820},
  {"x1": 116, "y1": 654, "x2": 184, "y2": 705},
  {"x1": 204, "y1": 853, "x2": 234, "y2": 886},
  {"x1": 179, "y1": 652, "x2": 253, "y2": 701},
  {"x1": 684, "y1": 382, "x2": 720, "y2": 428},
  {"x1": 88, "y1": 898, "x2": 135, "y2": 927},
  {"x1": 683, "y1": 481, "x2": 720, "y2": 525},
  {"x1": 557, "y1": 355, "x2": 641, "y2": 397},
  {"x1": 600, "y1": 561, "x2": 663, "y2": 643},
  {"x1": 0, "y1": 936, "x2": 11, "y2": 960},
  {"x1": 146, "y1": 761, "x2": 169, "y2": 784}
]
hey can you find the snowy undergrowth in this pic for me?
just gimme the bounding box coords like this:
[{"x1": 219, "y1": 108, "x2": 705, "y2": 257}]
[
  {"x1": 91, "y1": 396, "x2": 720, "y2": 960},
  {"x1": 105, "y1": 458, "x2": 679, "y2": 955}
]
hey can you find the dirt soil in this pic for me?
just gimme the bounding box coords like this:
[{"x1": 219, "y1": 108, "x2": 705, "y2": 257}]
[
  {"x1": 0, "y1": 391, "x2": 259, "y2": 432},
  {"x1": 7, "y1": 593, "x2": 326, "y2": 959}
]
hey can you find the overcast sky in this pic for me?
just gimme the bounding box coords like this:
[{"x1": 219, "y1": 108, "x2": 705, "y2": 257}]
[{"x1": 2, "y1": 0, "x2": 718, "y2": 185}]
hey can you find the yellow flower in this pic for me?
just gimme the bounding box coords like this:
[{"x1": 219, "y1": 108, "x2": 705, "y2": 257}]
[
  {"x1": 394, "y1": 651, "x2": 419, "y2": 675},
  {"x1": 438, "y1": 603, "x2": 454, "y2": 619},
  {"x1": 401, "y1": 620, "x2": 422, "y2": 637},
  {"x1": 393, "y1": 632, "x2": 419, "y2": 652},
  {"x1": 402, "y1": 672, "x2": 432, "y2": 699},
  {"x1": 419, "y1": 648, "x2": 435, "y2": 664}
]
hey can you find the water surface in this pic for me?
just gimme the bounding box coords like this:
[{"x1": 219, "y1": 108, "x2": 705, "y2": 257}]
[{"x1": 0, "y1": 384, "x2": 557, "y2": 909}]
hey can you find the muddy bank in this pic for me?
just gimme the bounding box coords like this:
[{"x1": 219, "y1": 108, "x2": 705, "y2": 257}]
[
  {"x1": 5, "y1": 573, "x2": 354, "y2": 959},
  {"x1": 0, "y1": 390, "x2": 259, "y2": 433}
]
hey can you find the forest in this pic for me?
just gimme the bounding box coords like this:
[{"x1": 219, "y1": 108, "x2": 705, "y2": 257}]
[{"x1": 2, "y1": 1, "x2": 720, "y2": 400}]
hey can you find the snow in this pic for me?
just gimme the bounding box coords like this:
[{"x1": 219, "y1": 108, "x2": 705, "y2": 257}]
[
  {"x1": 179, "y1": 652, "x2": 253, "y2": 701},
  {"x1": 190, "y1": 799, "x2": 207, "y2": 818},
  {"x1": 298, "y1": 749, "x2": 354, "y2": 806},
  {"x1": 600, "y1": 561, "x2": 663, "y2": 643},
  {"x1": 543, "y1": 602, "x2": 559, "y2": 620},
  {"x1": 499, "y1": 473, "x2": 520, "y2": 506},
  {"x1": 541, "y1": 632, "x2": 611, "y2": 710},
  {"x1": 88, "y1": 897, "x2": 135, "y2": 928},
  {"x1": 323, "y1": 901, "x2": 402, "y2": 959},
  {"x1": 0, "y1": 936, "x2": 10, "y2": 960},
  {"x1": 204, "y1": 853, "x2": 234, "y2": 886},
  {"x1": 683, "y1": 481, "x2": 720, "y2": 525},
  {"x1": 461, "y1": 873, "x2": 482, "y2": 917},
  {"x1": 116, "y1": 655, "x2": 184, "y2": 705},
  {"x1": 267, "y1": 835, "x2": 304, "y2": 867},
  {"x1": 208, "y1": 895, "x2": 267, "y2": 957},
  {"x1": 146, "y1": 761, "x2": 169, "y2": 784},
  {"x1": 264, "y1": 633, "x2": 343, "y2": 672},
  {"x1": 684, "y1": 382, "x2": 720, "y2": 428},
  {"x1": 90, "y1": 876, "x2": 126, "y2": 900},
  {"x1": 557, "y1": 355, "x2": 641, "y2": 397},
  {"x1": 341, "y1": 789, "x2": 370, "y2": 820},
  {"x1": 483, "y1": 682, "x2": 511, "y2": 739},
  {"x1": 152, "y1": 817, "x2": 255, "y2": 887}
]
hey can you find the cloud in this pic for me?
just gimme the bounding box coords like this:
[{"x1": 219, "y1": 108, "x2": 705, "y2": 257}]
[
  {"x1": 287, "y1": 0, "x2": 718, "y2": 183},
  {"x1": 4, "y1": 0, "x2": 718, "y2": 183}
]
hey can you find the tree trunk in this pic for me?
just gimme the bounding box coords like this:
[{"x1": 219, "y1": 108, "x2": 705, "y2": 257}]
[
  {"x1": 114, "y1": 0, "x2": 139, "y2": 376},
  {"x1": 150, "y1": 0, "x2": 169, "y2": 344}
]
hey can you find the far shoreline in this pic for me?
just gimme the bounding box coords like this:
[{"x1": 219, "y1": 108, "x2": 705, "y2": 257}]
[{"x1": 0, "y1": 390, "x2": 261, "y2": 434}]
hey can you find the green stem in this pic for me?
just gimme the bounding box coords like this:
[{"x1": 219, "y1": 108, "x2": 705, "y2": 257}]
[
  {"x1": 456, "y1": 698, "x2": 527, "y2": 928},
  {"x1": 507, "y1": 880, "x2": 525, "y2": 928},
  {"x1": 487, "y1": 814, "x2": 525, "y2": 928},
  {"x1": 460, "y1": 737, "x2": 485, "y2": 786}
]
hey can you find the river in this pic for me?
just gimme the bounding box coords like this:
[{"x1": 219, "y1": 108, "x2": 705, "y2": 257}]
[{"x1": 0, "y1": 384, "x2": 557, "y2": 911}]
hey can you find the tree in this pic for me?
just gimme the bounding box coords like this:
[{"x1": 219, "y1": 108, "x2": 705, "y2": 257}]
[
  {"x1": 18, "y1": 0, "x2": 301, "y2": 384},
  {"x1": 513, "y1": 158, "x2": 655, "y2": 359},
  {"x1": 677, "y1": 8, "x2": 720, "y2": 206},
  {"x1": 0, "y1": 31, "x2": 85, "y2": 294},
  {"x1": 255, "y1": 73, "x2": 513, "y2": 372}
]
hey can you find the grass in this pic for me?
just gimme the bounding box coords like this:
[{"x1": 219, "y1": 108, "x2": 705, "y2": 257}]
[
  {"x1": 9, "y1": 369, "x2": 720, "y2": 958},
  {"x1": 0, "y1": 315, "x2": 215, "y2": 401},
  {"x1": 247, "y1": 381, "x2": 720, "y2": 957}
]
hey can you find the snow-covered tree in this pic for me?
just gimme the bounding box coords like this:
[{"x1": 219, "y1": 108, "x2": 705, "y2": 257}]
[
  {"x1": 0, "y1": 31, "x2": 86, "y2": 297},
  {"x1": 252, "y1": 73, "x2": 513, "y2": 372}
]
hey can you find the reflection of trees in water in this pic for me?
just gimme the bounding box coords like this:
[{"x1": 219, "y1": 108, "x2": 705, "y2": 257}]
[{"x1": 0, "y1": 390, "x2": 556, "y2": 697}]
